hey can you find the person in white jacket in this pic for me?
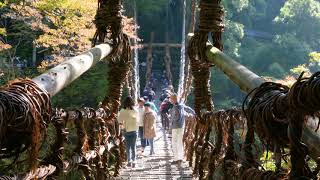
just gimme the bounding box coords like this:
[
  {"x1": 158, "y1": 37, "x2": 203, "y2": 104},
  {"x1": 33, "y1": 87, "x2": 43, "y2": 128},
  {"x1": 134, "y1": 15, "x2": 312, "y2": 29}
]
[
  {"x1": 118, "y1": 96, "x2": 138, "y2": 167},
  {"x1": 137, "y1": 98, "x2": 147, "y2": 154}
]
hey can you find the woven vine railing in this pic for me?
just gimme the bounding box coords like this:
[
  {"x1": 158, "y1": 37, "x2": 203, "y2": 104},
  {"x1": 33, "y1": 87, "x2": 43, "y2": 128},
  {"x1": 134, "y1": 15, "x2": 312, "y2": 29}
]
[
  {"x1": 184, "y1": 0, "x2": 320, "y2": 179},
  {"x1": 0, "y1": 0, "x2": 133, "y2": 179},
  {"x1": 183, "y1": 73, "x2": 320, "y2": 179}
]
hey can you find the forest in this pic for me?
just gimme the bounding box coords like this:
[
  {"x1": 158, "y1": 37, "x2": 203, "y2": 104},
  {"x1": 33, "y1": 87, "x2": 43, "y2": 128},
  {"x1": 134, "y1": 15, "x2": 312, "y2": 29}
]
[{"x1": 1, "y1": 0, "x2": 320, "y2": 108}]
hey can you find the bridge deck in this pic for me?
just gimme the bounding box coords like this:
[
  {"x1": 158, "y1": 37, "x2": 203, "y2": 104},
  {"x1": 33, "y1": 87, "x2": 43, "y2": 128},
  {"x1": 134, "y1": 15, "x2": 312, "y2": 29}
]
[{"x1": 115, "y1": 119, "x2": 194, "y2": 180}]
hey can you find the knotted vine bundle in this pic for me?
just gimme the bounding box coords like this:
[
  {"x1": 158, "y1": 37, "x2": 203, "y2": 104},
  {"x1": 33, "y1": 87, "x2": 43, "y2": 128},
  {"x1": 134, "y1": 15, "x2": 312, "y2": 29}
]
[
  {"x1": 38, "y1": 108, "x2": 115, "y2": 179},
  {"x1": 242, "y1": 82, "x2": 289, "y2": 171},
  {"x1": 242, "y1": 72, "x2": 320, "y2": 179},
  {"x1": 187, "y1": 0, "x2": 224, "y2": 117},
  {"x1": 186, "y1": 0, "x2": 224, "y2": 178},
  {"x1": 93, "y1": 0, "x2": 132, "y2": 176},
  {"x1": 185, "y1": 0, "x2": 320, "y2": 178},
  {"x1": 184, "y1": 108, "x2": 247, "y2": 179},
  {"x1": 0, "y1": 79, "x2": 51, "y2": 170},
  {"x1": 93, "y1": 0, "x2": 132, "y2": 121}
]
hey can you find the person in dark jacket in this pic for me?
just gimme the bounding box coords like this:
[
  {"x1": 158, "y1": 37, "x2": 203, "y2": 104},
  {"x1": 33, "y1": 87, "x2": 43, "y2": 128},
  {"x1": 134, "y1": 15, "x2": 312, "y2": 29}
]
[{"x1": 159, "y1": 97, "x2": 173, "y2": 130}]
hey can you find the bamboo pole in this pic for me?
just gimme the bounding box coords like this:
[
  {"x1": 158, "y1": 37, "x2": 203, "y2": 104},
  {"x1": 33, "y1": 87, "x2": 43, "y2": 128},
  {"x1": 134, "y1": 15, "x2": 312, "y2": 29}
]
[
  {"x1": 206, "y1": 44, "x2": 320, "y2": 159},
  {"x1": 32, "y1": 44, "x2": 112, "y2": 96},
  {"x1": 206, "y1": 44, "x2": 264, "y2": 93}
]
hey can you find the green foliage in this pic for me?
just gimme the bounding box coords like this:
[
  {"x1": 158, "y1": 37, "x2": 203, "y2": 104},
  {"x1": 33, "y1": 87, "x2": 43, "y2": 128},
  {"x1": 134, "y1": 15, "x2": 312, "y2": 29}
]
[
  {"x1": 268, "y1": 62, "x2": 285, "y2": 78},
  {"x1": 290, "y1": 64, "x2": 310, "y2": 76},
  {"x1": 231, "y1": 0, "x2": 249, "y2": 12},
  {"x1": 35, "y1": 0, "x2": 96, "y2": 51},
  {"x1": 290, "y1": 51, "x2": 320, "y2": 77},
  {"x1": 135, "y1": 0, "x2": 166, "y2": 15},
  {"x1": 275, "y1": 0, "x2": 320, "y2": 25},
  {"x1": 0, "y1": 28, "x2": 6, "y2": 36},
  {"x1": 309, "y1": 52, "x2": 320, "y2": 63},
  {"x1": 223, "y1": 20, "x2": 244, "y2": 58},
  {"x1": 36, "y1": 0, "x2": 96, "y2": 16},
  {"x1": 259, "y1": 151, "x2": 289, "y2": 171},
  {"x1": 274, "y1": 0, "x2": 320, "y2": 49},
  {"x1": 0, "y1": 2, "x2": 5, "y2": 8},
  {"x1": 52, "y1": 62, "x2": 108, "y2": 108},
  {"x1": 273, "y1": 33, "x2": 311, "y2": 66}
]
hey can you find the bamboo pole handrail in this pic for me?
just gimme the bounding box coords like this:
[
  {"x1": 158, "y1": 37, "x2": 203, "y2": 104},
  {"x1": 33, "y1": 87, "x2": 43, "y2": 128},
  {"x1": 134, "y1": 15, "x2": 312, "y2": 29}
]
[
  {"x1": 206, "y1": 44, "x2": 320, "y2": 159},
  {"x1": 32, "y1": 44, "x2": 112, "y2": 96}
]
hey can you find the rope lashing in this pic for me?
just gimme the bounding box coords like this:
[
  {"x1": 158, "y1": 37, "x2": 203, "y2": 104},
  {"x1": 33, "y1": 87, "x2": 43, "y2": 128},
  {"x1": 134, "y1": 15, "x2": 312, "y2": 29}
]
[
  {"x1": 93, "y1": 0, "x2": 132, "y2": 176},
  {"x1": 92, "y1": 0, "x2": 132, "y2": 114},
  {"x1": 242, "y1": 71, "x2": 320, "y2": 178},
  {"x1": 41, "y1": 108, "x2": 68, "y2": 176},
  {"x1": 242, "y1": 82, "x2": 290, "y2": 170},
  {"x1": 287, "y1": 72, "x2": 320, "y2": 178},
  {"x1": 188, "y1": 0, "x2": 224, "y2": 65},
  {"x1": 186, "y1": 0, "x2": 224, "y2": 177},
  {"x1": 199, "y1": 1, "x2": 224, "y2": 32},
  {"x1": 199, "y1": 0, "x2": 224, "y2": 50},
  {"x1": 43, "y1": 108, "x2": 114, "y2": 179},
  {"x1": 288, "y1": 72, "x2": 320, "y2": 114},
  {"x1": 184, "y1": 108, "x2": 246, "y2": 179},
  {"x1": 0, "y1": 79, "x2": 51, "y2": 170},
  {"x1": 0, "y1": 165, "x2": 56, "y2": 180},
  {"x1": 93, "y1": 0, "x2": 123, "y2": 48},
  {"x1": 188, "y1": 0, "x2": 224, "y2": 116}
]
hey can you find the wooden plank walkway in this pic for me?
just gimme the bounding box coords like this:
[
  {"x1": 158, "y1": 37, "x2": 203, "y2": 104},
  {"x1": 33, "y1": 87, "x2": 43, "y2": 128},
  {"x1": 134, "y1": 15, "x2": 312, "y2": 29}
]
[{"x1": 115, "y1": 118, "x2": 195, "y2": 180}]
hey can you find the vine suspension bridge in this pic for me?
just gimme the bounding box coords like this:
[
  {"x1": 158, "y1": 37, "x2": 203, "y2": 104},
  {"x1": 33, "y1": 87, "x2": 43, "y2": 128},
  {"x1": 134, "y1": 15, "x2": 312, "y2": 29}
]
[{"x1": 0, "y1": 0, "x2": 320, "y2": 180}]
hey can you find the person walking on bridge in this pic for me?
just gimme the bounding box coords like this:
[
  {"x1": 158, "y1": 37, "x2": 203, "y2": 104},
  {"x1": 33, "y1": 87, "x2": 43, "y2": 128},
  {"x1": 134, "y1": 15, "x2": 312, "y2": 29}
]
[
  {"x1": 118, "y1": 96, "x2": 138, "y2": 167},
  {"x1": 169, "y1": 94, "x2": 194, "y2": 165},
  {"x1": 143, "y1": 102, "x2": 157, "y2": 155},
  {"x1": 137, "y1": 98, "x2": 147, "y2": 155}
]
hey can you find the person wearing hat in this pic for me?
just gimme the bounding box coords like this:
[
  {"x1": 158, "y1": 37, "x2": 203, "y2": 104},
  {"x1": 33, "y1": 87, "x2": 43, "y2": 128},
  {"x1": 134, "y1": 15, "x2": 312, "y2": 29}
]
[
  {"x1": 137, "y1": 98, "x2": 147, "y2": 154},
  {"x1": 143, "y1": 102, "x2": 156, "y2": 155}
]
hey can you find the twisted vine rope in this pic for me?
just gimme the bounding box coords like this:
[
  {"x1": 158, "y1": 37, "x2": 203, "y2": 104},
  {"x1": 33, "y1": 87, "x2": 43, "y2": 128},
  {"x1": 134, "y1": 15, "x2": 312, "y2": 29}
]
[
  {"x1": 185, "y1": 0, "x2": 320, "y2": 178},
  {"x1": 242, "y1": 72, "x2": 320, "y2": 179},
  {"x1": 180, "y1": 0, "x2": 197, "y2": 103},
  {"x1": 0, "y1": 79, "x2": 51, "y2": 170},
  {"x1": 93, "y1": 0, "x2": 132, "y2": 176},
  {"x1": 41, "y1": 108, "x2": 68, "y2": 176},
  {"x1": 242, "y1": 82, "x2": 289, "y2": 171},
  {"x1": 0, "y1": 0, "x2": 131, "y2": 178},
  {"x1": 41, "y1": 108, "x2": 114, "y2": 179},
  {"x1": 186, "y1": 0, "x2": 223, "y2": 177},
  {"x1": 184, "y1": 108, "x2": 246, "y2": 179}
]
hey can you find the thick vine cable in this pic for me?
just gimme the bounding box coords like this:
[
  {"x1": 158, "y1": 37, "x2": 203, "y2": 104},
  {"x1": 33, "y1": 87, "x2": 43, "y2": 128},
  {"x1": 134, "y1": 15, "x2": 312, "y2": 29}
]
[
  {"x1": 186, "y1": 0, "x2": 223, "y2": 177},
  {"x1": 0, "y1": 79, "x2": 51, "y2": 170},
  {"x1": 93, "y1": 0, "x2": 132, "y2": 176}
]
